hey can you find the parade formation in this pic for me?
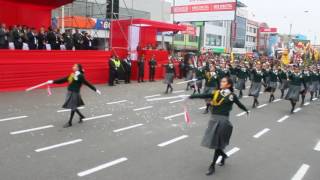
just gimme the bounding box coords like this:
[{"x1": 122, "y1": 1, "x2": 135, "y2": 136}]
[{"x1": 1, "y1": 0, "x2": 320, "y2": 180}]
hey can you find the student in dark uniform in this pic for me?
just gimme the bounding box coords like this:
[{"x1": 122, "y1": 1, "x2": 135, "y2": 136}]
[
  {"x1": 309, "y1": 66, "x2": 318, "y2": 101},
  {"x1": 192, "y1": 62, "x2": 205, "y2": 94},
  {"x1": 137, "y1": 55, "x2": 145, "y2": 83},
  {"x1": 265, "y1": 66, "x2": 278, "y2": 102},
  {"x1": 149, "y1": 55, "x2": 157, "y2": 82},
  {"x1": 248, "y1": 63, "x2": 264, "y2": 108},
  {"x1": 163, "y1": 59, "x2": 176, "y2": 94},
  {"x1": 278, "y1": 66, "x2": 289, "y2": 99},
  {"x1": 229, "y1": 63, "x2": 237, "y2": 84},
  {"x1": 190, "y1": 77, "x2": 248, "y2": 176},
  {"x1": 235, "y1": 64, "x2": 249, "y2": 98},
  {"x1": 123, "y1": 54, "x2": 132, "y2": 84},
  {"x1": 47, "y1": 64, "x2": 101, "y2": 128},
  {"x1": 301, "y1": 67, "x2": 311, "y2": 106},
  {"x1": 285, "y1": 66, "x2": 305, "y2": 113},
  {"x1": 185, "y1": 59, "x2": 195, "y2": 90},
  {"x1": 203, "y1": 65, "x2": 220, "y2": 114},
  {"x1": 178, "y1": 59, "x2": 185, "y2": 79}
]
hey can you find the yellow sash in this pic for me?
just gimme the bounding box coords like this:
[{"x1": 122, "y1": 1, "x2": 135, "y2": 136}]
[{"x1": 211, "y1": 90, "x2": 225, "y2": 106}]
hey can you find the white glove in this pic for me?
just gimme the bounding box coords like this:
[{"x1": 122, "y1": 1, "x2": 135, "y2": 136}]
[
  {"x1": 47, "y1": 80, "x2": 53, "y2": 84},
  {"x1": 96, "y1": 90, "x2": 102, "y2": 95}
]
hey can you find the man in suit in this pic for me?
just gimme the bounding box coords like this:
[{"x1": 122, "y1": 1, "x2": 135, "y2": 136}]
[
  {"x1": 63, "y1": 29, "x2": 74, "y2": 50},
  {"x1": 123, "y1": 54, "x2": 132, "y2": 84},
  {"x1": 149, "y1": 54, "x2": 157, "y2": 82},
  {"x1": 73, "y1": 29, "x2": 83, "y2": 50},
  {"x1": 0, "y1": 23, "x2": 8, "y2": 49},
  {"x1": 137, "y1": 54, "x2": 145, "y2": 83},
  {"x1": 27, "y1": 28, "x2": 37, "y2": 50},
  {"x1": 37, "y1": 27, "x2": 46, "y2": 50}
]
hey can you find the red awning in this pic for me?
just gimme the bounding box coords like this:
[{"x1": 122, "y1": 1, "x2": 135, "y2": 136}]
[
  {"x1": 0, "y1": 0, "x2": 74, "y2": 8},
  {"x1": 114, "y1": 18, "x2": 187, "y2": 32}
]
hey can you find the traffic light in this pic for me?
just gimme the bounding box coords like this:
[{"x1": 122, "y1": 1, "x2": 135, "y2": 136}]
[{"x1": 106, "y1": 0, "x2": 119, "y2": 19}]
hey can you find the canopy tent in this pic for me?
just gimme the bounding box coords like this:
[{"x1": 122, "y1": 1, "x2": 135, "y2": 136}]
[
  {"x1": 111, "y1": 18, "x2": 186, "y2": 52},
  {"x1": 0, "y1": 0, "x2": 74, "y2": 29}
]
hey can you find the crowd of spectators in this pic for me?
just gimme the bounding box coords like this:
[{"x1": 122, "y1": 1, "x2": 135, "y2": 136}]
[{"x1": 0, "y1": 23, "x2": 96, "y2": 50}]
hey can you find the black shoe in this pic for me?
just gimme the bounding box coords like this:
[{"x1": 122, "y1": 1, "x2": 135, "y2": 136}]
[
  {"x1": 63, "y1": 122, "x2": 72, "y2": 128},
  {"x1": 79, "y1": 117, "x2": 85, "y2": 124},
  {"x1": 206, "y1": 164, "x2": 215, "y2": 176},
  {"x1": 203, "y1": 109, "x2": 209, "y2": 114},
  {"x1": 219, "y1": 156, "x2": 228, "y2": 166}
]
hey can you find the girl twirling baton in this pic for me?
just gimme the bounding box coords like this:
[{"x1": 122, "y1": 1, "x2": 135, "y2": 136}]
[
  {"x1": 190, "y1": 77, "x2": 248, "y2": 176},
  {"x1": 48, "y1": 64, "x2": 101, "y2": 128}
]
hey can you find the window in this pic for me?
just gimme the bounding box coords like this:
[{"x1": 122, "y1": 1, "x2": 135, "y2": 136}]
[
  {"x1": 205, "y1": 34, "x2": 222, "y2": 46},
  {"x1": 174, "y1": 34, "x2": 184, "y2": 41},
  {"x1": 189, "y1": 35, "x2": 198, "y2": 42}
]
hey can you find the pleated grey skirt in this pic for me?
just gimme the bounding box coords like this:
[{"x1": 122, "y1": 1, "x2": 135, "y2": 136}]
[
  {"x1": 249, "y1": 82, "x2": 262, "y2": 97},
  {"x1": 164, "y1": 73, "x2": 174, "y2": 84},
  {"x1": 62, "y1": 91, "x2": 85, "y2": 110},
  {"x1": 279, "y1": 79, "x2": 289, "y2": 90},
  {"x1": 201, "y1": 115, "x2": 233, "y2": 150},
  {"x1": 235, "y1": 78, "x2": 246, "y2": 90},
  {"x1": 268, "y1": 81, "x2": 278, "y2": 89},
  {"x1": 230, "y1": 75, "x2": 237, "y2": 84},
  {"x1": 285, "y1": 85, "x2": 301, "y2": 101},
  {"x1": 310, "y1": 81, "x2": 319, "y2": 92}
]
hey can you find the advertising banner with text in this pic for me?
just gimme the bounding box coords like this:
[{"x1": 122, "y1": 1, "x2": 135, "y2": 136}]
[{"x1": 172, "y1": 0, "x2": 237, "y2": 22}]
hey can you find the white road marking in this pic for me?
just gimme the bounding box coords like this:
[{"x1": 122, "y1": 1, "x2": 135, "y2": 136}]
[
  {"x1": 304, "y1": 102, "x2": 310, "y2": 106},
  {"x1": 144, "y1": 94, "x2": 161, "y2": 99},
  {"x1": 113, "y1": 124, "x2": 144, "y2": 133},
  {"x1": 314, "y1": 141, "x2": 320, "y2": 151},
  {"x1": 199, "y1": 106, "x2": 206, "y2": 110},
  {"x1": 169, "y1": 99, "x2": 185, "y2": 104},
  {"x1": 294, "y1": 108, "x2": 302, "y2": 113},
  {"x1": 216, "y1": 147, "x2": 240, "y2": 164},
  {"x1": 57, "y1": 107, "x2": 85, "y2": 113},
  {"x1": 77, "y1": 157, "x2": 128, "y2": 177},
  {"x1": 236, "y1": 111, "x2": 249, "y2": 117},
  {"x1": 253, "y1": 128, "x2": 270, "y2": 139},
  {"x1": 164, "y1": 113, "x2": 185, "y2": 120},
  {"x1": 133, "y1": 106, "x2": 153, "y2": 111},
  {"x1": 83, "y1": 114, "x2": 112, "y2": 122},
  {"x1": 172, "y1": 90, "x2": 185, "y2": 94},
  {"x1": 312, "y1": 98, "x2": 318, "y2": 101},
  {"x1": 273, "y1": 99, "x2": 282, "y2": 102},
  {"x1": 176, "y1": 80, "x2": 196, "y2": 85},
  {"x1": 0, "y1": 116, "x2": 28, "y2": 122},
  {"x1": 107, "y1": 100, "x2": 128, "y2": 105},
  {"x1": 147, "y1": 95, "x2": 189, "y2": 102},
  {"x1": 277, "y1": 115, "x2": 290, "y2": 123},
  {"x1": 35, "y1": 139, "x2": 82, "y2": 152},
  {"x1": 259, "y1": 92, "x2": 263, "y2": 94},
  {"x1": 10, "y1": 125, "x2": 54, "y2": 135},
  {"x1": 243, "y1": 96, "x2": 249, "y2": 98},
  {"x1": 157, "y1": 135, "x2": 188, "y2": 147},
  {"x1": 257, "y1": 104, "x2": 268, "y2": 109},
  {"x1": 291, "y1": 164, "x2": 310, "y2": 180}
]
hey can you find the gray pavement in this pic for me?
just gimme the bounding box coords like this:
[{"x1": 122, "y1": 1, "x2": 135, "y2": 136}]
[{"x1": 0, "y1": 80, "x2": 319, "y2": 180}]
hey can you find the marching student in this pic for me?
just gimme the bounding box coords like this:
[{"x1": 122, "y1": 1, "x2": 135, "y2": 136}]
[
  {"x1": 192, "y1": 62, "x2": 205, "y2": 94},
  {"x1": 137, "y1": 54, "x2": 145, "y2": 83},
  {"x1": 202, "y1": 65, "x2": 220, "y2": 114},
  {"x1": 248, "y1": 63, "x2": 264, "y2": 108},
  {"x1": 48, "y1": 64, "x2": 101, "y2": 128},
  {"x1": 285, "y1": 65, "x2": 305, "y2": 113},
  {"x1": 277, "y1": 66, "x2": 289, "y2": 99},
  {"x1": 309, "y1": 66, "x2": 318, "y2": 101},
  {"x1": 185, "y1": 59, "x2": 195, "y2": 91},
  {"x1": 190, "y1": 77, "x2": 248, "y2": 176},
  {"x1": 235, "y1": 63, "x2": 249, "y2": 98},
  {"x1": 163, "y1": 59, "x2": 176, "y2": 94},
  {"x1": 301, "y1": 67, "x2": 311, "y2": 106},
  {"x1": 265, "y1": 66, "x2": 278, "y2": 102}
]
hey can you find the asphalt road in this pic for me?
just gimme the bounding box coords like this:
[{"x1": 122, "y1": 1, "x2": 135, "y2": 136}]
[{"x1": 0, "y1": 80, "x2": 319, "y2": 180}]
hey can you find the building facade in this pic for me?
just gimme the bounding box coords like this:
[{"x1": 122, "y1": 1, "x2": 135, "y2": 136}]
[{"x1": 245, "y1": 20, "x2": 258, "y2": 53}]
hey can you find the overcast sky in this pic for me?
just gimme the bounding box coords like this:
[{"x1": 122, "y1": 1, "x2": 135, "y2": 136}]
[{"x1": 166, "y1": 0, "x2": 319, "y2": 43}]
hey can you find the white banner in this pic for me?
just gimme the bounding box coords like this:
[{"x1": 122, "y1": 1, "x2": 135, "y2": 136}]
[
  {"x1": 128, "y1": 26, "x2": 140, "y2": 61},
  {"x1": 172, "y1": 0, "x2": 237, "y2": 22}
]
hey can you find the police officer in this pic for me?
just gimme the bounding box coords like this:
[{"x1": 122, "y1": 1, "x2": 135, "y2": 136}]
[
  {"x1": 109, "y1": 55, "x2": 117, "y2": 86},
  {"x1": 149, "y1": 55, "x2": 157, "y2": 82}
]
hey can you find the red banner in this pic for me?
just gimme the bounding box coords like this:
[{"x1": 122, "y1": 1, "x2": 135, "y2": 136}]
[{"x1": 259, "y1": 27, "x2": 278, "y2": 33}]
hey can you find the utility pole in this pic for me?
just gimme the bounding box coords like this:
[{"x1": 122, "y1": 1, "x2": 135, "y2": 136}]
[{"x1": 171, "y1": 0, "x2": 176, "y2": 55}]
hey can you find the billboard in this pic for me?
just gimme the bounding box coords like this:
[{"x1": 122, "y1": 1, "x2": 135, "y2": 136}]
[
  {"x1": 259, "y1": 27, "x2": 277, "y2": 33},
  {"x1": 172, "y1": 0, "x2": 237, "y2": 22}
]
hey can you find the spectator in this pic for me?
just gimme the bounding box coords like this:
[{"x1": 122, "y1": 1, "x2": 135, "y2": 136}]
[
  {"x1": 0, "y1": 23, "x2": 8, "y2": 49},
  {"x1": 73, "y1": 29, "x2": 83, "y2": 50},
  {"x1": 63, "y1": 29, "x2": 74, "y2": 50},
  {"x1": 37, "y1": 27, "x2": 46, "y2": 50},
  {"x1": 27, "y1": 28, "x2": 37, "y2": 50}
]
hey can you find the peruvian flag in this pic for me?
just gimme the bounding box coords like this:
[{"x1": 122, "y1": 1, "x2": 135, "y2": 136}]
[{"x1": 184, "y1": 106, "x2": 191, "y2": 124}]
